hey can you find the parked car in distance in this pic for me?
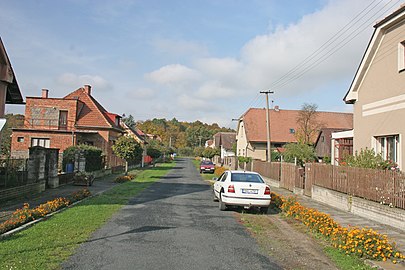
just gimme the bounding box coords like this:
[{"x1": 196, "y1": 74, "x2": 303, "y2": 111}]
[
  {"x1": 213, "y1": 170, "x2": 271, "y2": 213},
  {"x1": 200, "y1": 160, "x2": 215, "y2": 174}
]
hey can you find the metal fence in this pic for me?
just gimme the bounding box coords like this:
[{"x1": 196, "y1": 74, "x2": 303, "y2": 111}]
[{"x1": 0, "y1": 158, "x2": 28, "y2": 189}]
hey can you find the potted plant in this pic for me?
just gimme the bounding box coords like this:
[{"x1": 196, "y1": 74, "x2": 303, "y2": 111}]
[{"x1": 73, "y1": 171, "x2": 94, "y2": 186}]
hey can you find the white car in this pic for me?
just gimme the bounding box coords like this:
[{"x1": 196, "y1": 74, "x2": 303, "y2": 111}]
[{"x1": 213, "y1": 170, "x2": 271, "y2": 213}]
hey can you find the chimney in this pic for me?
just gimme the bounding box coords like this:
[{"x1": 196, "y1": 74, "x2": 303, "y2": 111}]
[
  {"x1": 41, "y1": 88, "x2": 49, "y2": 98},
  {"x1": 84, "y1": 84, "x2": 92, "y2": 95},
  {"x1": 274, "y1": 105, "x2": 280, "y2": 112}
]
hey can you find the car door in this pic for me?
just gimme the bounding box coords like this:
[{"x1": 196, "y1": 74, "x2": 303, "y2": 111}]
[{"x1": 213, "y1": 172, "x2": 226, "y2": 196}]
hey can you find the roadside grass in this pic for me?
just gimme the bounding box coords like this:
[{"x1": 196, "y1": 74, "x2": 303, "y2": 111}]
[
  {"x1": 0, "y1": 162, "x2": 174, "y2": 270},
  {"x1": 324, "y1": 247, "x2": 373, "y2": 270}
]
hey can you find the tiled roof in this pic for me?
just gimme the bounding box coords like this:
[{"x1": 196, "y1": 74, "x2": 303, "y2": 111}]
[
  {"x1": 214, "y1": 132, "x2": 236, "y2": 150},
  {"x1": 64, "y1": 87, "x2": 121, "y2": 129},
  {"x1": 241, "y1": 108, "x2": 353, "y2": 144}
]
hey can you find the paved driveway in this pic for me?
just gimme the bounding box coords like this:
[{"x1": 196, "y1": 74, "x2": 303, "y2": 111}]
[{"x1": 62, "y1": 158, "x2": 281, "y2": 270}]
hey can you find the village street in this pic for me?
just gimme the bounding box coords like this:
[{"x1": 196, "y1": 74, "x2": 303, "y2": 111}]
[{"x1": 62, "y1": 158, "x2": 282, "y2": 270}]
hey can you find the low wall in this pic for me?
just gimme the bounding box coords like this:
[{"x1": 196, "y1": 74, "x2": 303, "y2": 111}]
[
  {"x1": 312, "y1": 185, "x2": 405, "y2": 231},
  {"x1": 0, "y1": 181, "x2": 46, "y2": 203}
]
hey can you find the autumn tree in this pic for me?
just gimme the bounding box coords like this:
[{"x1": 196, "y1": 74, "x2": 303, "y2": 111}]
[
  {"x1": 112, "y1": 136, "x2": 142, "y2": 174},
  {"x1": 122, "y1": 114, "x2": 136, "y2": 128},
  {"x1": 295, "y1": 103, "x2": 323, "y2": 145}
]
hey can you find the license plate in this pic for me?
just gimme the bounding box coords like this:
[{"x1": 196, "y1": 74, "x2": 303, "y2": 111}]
[
  {"x1": 205, "y1": 168, "x2": 212, "y2": 171},
  {"x1": 242, "y1": 189, "x2": 258, "y2": 194}
]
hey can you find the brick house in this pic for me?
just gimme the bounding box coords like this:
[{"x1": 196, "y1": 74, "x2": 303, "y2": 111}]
[{"x1": 10, "y1": 85, "x2": 125, "y2": 168}]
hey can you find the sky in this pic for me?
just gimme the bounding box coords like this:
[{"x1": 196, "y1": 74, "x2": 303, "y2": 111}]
[{"x1": 1, "y1": 0, "x2": 402, "y2": 128}]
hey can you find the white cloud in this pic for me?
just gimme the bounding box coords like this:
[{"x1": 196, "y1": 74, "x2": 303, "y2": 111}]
[
  {"x1": 56, "y1": 73, "x2": 111, "y2": 91},
  {"x1": 145, "y1": 64, "x2": 201, "y2": 87}
]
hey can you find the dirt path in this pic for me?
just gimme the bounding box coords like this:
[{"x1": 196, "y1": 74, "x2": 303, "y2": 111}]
[{"x1": 237, "y1": 210, "x2": 339, "y2": 270}]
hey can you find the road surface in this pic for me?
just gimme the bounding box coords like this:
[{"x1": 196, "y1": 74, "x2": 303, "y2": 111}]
[{"x1": 63, "y1": 158, "x2": 281, "y2": 270}]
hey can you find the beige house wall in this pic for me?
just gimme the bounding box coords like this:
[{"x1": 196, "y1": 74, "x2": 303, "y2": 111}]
[
  {"x1": 353, "y1": 21, "x2": 405, "y2": 170},
  {"x1": 236, "y1": 120, "x2": 267, "y2": 160}
]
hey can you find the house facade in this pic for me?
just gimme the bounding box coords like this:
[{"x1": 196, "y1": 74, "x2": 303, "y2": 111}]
[
  {"x1": 213, "y1": 132, "x2": 236, "y2": 159},
  {"x1": 344, "y1": 5, "x2": 405, "y2": 170},
  {"x1": 236, "y1": 107, "x2": 353, "y2": 161},
  {"x1": 11, "y1": 85, "x2": 125, "y2": 168}
]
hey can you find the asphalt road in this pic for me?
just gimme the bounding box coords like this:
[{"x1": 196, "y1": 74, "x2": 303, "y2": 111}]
[{"x1": 62, "y1": 158, "x2": 281, "y2": 270}]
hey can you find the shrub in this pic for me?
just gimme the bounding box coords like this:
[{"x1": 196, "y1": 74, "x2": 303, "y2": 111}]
[
  {"x1": 114, "y1": 174, "x2": 135, "y2": 183},
  {"x1": 62, "y1": 144, "x2": 104, "y2": 172},
  {"x1": 343, "y1": 148, "x2": 397, "y2": 170},
  {"x1": 270, "y1": 192, "x2": 283, "y2": 208},
  {"x1": 214, "y1": 166, "x2": 226, "y2": 177}
]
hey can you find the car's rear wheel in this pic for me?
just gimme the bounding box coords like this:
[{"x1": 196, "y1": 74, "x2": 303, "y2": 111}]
[
  {"x1": 219, "y1": 192, "x2": 227, "y2": 211},
  {"x1": 260, "y1": 207, "x2": 269, "y2": 214}
]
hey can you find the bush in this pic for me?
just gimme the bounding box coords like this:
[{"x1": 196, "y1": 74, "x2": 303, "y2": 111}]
[
  {"x1": 114, "y1": 174, "x2": 135, "y2": 183},
  {"x1": 62, "y1": 144, "x2": 104, "y2": 172},
  {"x1": 343, "y1": 148, "x2": 397, "y2": 170},
  {"x1": 270, "y1": 192, "x2": 283, "y2": 208},
  {"x1": 214, "y1": 166, "x2": 226, "y2": 177}
]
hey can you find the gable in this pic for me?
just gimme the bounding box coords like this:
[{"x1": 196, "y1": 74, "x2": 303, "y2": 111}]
[{"x1": 344, "y1": 5, "x2": 405, "y2": 104}]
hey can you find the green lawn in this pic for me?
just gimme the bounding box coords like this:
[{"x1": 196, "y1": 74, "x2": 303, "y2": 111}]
[{"x1": 0, "y1": 162, "x2": 174, "y2": 270}]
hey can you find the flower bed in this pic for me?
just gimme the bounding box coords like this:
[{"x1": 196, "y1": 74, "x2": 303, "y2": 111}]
[
  {"x1": 0, "y1": 188, "x2": 91, "y2": 235},
  {"x1": 114, "y1": 174, "x2": 135, "y2": 183},
  {"x1": 280, "y1": 194, "x2": 405, "y2": 264}
]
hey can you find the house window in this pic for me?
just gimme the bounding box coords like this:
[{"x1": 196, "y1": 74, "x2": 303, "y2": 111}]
[
  {"x1": 17, "y1": 137, "x2": 24, "y2": 142},
  {"x1": 289, "y1": 128, "x2": 295, "y2": 134},
  {"x1": 31, "y1": 138, "x2": 50, "y2": 148},
  {"x1": 398, "y1": 41, "x2": 405, "y2": 72},
  {"x1": 321, "y1": 136, "x2": 325, "y2": 142},
  {"x1": 375, "y1": 135, "x2": 399, "y2": 163},
  {"x1": 58, "y1": 110, "x2": 68, "y2": 130},
  {"x1": 115, "y1": 117, "x2": 120, "y2": 127}
]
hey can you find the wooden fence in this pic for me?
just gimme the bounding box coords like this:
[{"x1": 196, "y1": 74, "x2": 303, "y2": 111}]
[
  {"x1": 306, "y1": 164, "x2": 405, "y2": 209},
  {"x1": 245, "y1": 160, "x2": 405, "y2": 210}
]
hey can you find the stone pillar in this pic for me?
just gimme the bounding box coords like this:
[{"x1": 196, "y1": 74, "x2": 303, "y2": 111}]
[
  {"x1": 28, "y1": 146, "x2": 46, "y2": 191},
  {"x1": 47, "y1": 149, "x2": 60, "y2": 188}
]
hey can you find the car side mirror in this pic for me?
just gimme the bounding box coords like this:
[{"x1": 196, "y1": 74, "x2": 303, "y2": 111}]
[{"x1": 212, "y1": 177, "x2": 218, "y2": 181}]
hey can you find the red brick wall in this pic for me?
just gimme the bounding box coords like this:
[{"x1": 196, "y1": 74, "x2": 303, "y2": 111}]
[{"x1": 24, "y1": 97, "x2": 78, "y2": 130}]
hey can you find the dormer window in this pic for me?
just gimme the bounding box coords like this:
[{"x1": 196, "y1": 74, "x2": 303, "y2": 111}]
[{"x1": 115, "y1": 117, "x2": 120, "y2": 126}]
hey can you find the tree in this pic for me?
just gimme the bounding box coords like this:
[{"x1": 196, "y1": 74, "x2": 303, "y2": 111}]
[
  {"x1": 202, "y1": 147, "x2": 220, "y2": 159},
  {"x1": 122, "y1": 114, "x2": 136, "y2": 128},
  {"x1": 112, "y1": 136, "x2": 142, "y2": 174},
  {"x1": 282, "y1": 143, "x2": 316, "y2": 166},
  {"x1": 194, "y1": 146, "x2": 205, "y2": 157},
  {"x1": 295, "y1": 103, "x2": 323, "y2": 145},
  {"x1": 0, "y1": 114, "x2": 24, "y2": 157}
]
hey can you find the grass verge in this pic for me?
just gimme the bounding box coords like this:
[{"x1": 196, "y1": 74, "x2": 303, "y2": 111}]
[
  {"x1": 324, "y1": 246, "x2": 373, "y2": 270},
  {"x1": 191, "y1": 159, "x2": 216, "y2": 181},
  {"x1": 0, "y1": 162, "x2": 175, "y2": 270}
]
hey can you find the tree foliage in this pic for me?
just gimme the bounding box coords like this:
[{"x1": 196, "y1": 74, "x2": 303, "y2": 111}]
[
  {"x1": 136, "y1": 117, "x2": 234, "y2": 152},
  {"x1": 112, "y1": 136, "x2": 142, "y2": 163},
  {"x1": 295, "y1": 103, "x2": 323, "y2": 145},
  {"x1": 283, "y1": 143, "x2": 316, "y2": 166},
  {"x1": 202, "y1": 147, "x2": 220, "y2": 159},
  {"x1": 0, "y1": 114, "x2": 24, "y2": 157},
  {"x1": 122, "y1": 114, "x2": 136, "y2": 128},
  {"x1": 342, "y1": 148, "x2": 396, "y2": 170}
]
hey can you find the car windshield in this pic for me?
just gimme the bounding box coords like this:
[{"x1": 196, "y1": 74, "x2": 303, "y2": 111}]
[
  {"x1": 231, "y1": 173, "x2": 264, "y2": 183},
  {"x1": 201, "y1": 161, "x2": 213, "y2": 165}
]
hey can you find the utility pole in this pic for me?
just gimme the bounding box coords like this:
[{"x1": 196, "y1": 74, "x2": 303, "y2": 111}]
[{"x1": 260, "y1": 90, "x2": 274, "y2": 163}]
